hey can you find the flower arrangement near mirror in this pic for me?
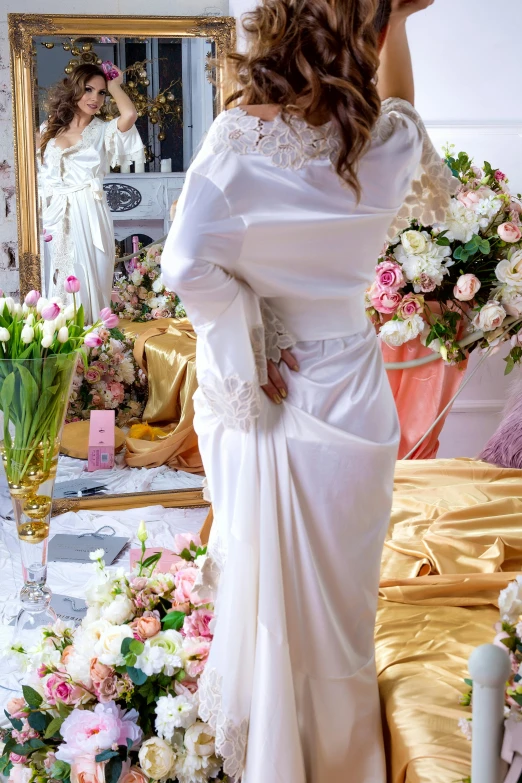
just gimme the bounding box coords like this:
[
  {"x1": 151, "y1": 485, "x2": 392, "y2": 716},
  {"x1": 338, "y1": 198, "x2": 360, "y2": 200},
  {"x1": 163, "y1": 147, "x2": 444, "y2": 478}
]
[{"x1": 367, "y1": 148, "x2": 522, "y2": 374}]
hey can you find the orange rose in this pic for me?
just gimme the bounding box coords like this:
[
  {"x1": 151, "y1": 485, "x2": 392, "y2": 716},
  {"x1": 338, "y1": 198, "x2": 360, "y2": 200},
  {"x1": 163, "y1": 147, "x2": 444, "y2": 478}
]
[
  {"x1": 120, "y1": 767, "x2": 149, "y2": 783},
  {"x1": 134, "y1": 616, "x2": 161, "y2": 640},
  {"x1": 89, "y1": 658, "x2": 113, "y2": 686},
  {"x1": 71, "y1": 757, "x2": 105, "y2": 783}
]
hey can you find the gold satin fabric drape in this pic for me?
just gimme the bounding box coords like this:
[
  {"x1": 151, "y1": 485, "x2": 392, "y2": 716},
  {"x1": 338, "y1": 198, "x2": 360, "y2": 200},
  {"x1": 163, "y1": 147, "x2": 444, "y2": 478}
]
[
  {"x1": 377, "y1": 457, "x2": 522, "y2": 782},
  {"x1": 120, "y1": 319, "x2": 203, "y2": 473}
]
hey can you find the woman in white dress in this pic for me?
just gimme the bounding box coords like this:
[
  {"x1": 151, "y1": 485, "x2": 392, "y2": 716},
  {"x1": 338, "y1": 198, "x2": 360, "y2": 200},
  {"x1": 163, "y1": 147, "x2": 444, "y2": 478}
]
[
  {"x1": 38, "y1": 64, "x2": 144, "y2": 323},
  {"x1": 162, "y1": 0, "x2": 451, "y2": 780}
]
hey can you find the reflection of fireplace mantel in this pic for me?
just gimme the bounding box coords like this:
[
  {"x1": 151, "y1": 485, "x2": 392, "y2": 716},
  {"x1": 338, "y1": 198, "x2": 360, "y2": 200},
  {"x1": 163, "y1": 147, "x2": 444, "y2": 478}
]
[{"x1": 104, "y1": 172, "x2": 186, "y2": 244}]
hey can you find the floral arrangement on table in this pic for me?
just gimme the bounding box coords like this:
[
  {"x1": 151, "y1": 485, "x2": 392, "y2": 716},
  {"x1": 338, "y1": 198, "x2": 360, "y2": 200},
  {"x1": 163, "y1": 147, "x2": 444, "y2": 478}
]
[
  {"x1": 0, "y1": 524, "x2": 223, "y2": 783},
  {"x1": 112, "y1": 243, "x2": 186, "y2": 323},
  {"x1": 367, "y1": 148, "x2": 522, "y2": 374},
  {"x1": 67, "y1": 319, "x2": 147, "y2": 427}
]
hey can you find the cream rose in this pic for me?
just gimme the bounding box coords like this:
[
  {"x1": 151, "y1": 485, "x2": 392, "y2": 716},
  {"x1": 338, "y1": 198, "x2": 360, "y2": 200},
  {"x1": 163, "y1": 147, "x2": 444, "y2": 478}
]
[
  {"x1": 453, "y1": 274, "x2": 481, "y2": 302},
  {"x1": 499, "y1": 577, "x2": 522, "y2": 623},
  {"x1": 472, "y1": 301, "x2": 507, "y2": 333},
  {"x1": 496, "y1": 250, "x2": 522, "y2": 288},
  {"x1": 101, "y1": 594, "x2": 134, "y2": 625},
  {"x1": 401, "y1": 230, "x2": 428, "y2": 255},
  {"x1": 379, "y1": 314, "x2": 424, "y2": 347},
  {"x1": 184, "y1": 723, "x2": 216, "y2": 757},
  {"x1": 138, "y1": 737, "x2": 175, "y2": 780},
  {"x1": 501, "y1": 288, "x2": 522, "y2": 317},
  {"x1": 94, "y1": 625, "x2": 133, "y2": 667}
]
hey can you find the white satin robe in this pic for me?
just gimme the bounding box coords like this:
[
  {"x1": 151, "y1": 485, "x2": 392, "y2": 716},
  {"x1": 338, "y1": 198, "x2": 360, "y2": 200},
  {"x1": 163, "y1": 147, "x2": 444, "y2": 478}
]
[
  {"x1": 161, "y1": 100, "x2": 455, "y2": 783},
  {"x1": 39, "y1": 117, "x2": 144, "y2": 323}
]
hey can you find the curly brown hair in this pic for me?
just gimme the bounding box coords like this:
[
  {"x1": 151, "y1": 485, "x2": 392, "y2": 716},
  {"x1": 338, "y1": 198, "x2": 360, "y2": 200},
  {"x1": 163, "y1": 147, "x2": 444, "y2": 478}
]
[
  {"x1": 226, "y1": 0, "x2": 391, "y2": 198},
  {"x1": 40, "y1": 64, "x2": 107, "y2": 158}
]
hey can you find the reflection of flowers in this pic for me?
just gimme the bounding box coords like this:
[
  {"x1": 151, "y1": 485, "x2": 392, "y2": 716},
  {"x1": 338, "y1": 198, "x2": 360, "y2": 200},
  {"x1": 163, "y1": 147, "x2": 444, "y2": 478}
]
[{"x1": 112, "y1": 243, "x2": 186, "y2": 323}]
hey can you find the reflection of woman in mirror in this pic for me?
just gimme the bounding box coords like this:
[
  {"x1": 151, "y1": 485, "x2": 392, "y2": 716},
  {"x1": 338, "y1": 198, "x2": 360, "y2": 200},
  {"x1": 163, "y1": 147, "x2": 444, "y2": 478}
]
[{"x1": 37, "y1": 63, "x2": 144, "y2": 323}]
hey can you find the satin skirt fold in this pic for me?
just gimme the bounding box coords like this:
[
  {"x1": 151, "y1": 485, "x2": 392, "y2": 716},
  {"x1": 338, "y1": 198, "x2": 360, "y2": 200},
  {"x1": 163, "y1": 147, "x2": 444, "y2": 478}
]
[{"x1": 196, "y1": 324, "x2": 399, "y2": 782}]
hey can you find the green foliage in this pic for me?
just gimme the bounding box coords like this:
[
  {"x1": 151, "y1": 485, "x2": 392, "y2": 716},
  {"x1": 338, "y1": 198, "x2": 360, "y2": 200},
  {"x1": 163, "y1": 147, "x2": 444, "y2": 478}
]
[
  {"x1": 162, "y1": 611, "x2": 186, "y2": 631},
  {"x1": 22, "y1": 685, "x2": 43, "y2": 709}
]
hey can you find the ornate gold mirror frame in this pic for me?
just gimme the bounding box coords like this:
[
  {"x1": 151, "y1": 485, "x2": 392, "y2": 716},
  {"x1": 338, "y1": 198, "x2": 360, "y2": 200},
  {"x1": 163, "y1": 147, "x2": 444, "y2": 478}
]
[{"x1": 8, "y1": 13, "x2": 235, "y2": 296}]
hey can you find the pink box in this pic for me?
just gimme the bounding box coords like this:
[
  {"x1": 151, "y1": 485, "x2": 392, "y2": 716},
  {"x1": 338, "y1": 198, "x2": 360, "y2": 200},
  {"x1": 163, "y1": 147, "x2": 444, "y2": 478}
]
[
  {"x1": 88, "y1": 410, "x2": 115, "y2": 471},
  {"x1": 129, "y1": 547, "x2": 182, "y2": 572}
]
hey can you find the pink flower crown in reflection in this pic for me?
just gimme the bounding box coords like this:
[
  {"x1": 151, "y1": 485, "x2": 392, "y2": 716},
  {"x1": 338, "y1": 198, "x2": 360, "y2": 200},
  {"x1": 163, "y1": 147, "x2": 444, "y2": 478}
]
[{"x1": 101, "y1": 61, "x2": 119, "y2": 81}]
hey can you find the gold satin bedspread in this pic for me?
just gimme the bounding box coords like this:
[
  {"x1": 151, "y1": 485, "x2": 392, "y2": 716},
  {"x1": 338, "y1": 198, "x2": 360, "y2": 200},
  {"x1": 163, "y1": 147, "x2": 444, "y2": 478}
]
[{"x1": 378, "y1": 458, "x2": 522, "y2": 782}]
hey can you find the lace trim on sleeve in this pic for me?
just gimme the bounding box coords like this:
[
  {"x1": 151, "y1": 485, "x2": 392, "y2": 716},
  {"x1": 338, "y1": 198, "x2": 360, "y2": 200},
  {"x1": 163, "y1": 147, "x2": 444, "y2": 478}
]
[
  {"x1": 380, "y1": 98, "x2": 459, "y2": 240},
  {"x1": 260, "y1": 299, "x2": 296, "y2": 364}
]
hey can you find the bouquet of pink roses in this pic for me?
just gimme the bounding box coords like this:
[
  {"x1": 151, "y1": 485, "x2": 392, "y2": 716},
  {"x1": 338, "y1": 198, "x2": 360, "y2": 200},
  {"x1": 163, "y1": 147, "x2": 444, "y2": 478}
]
[
  {"x1": 112, "y1": 244, "x2": 186, "y2": 323},
  {"x1": 367, "y1": 148, "x2": 522, "y2": 373},
  {"x1": 0, "y1": 524, "x2": 224, "y2": 783}
]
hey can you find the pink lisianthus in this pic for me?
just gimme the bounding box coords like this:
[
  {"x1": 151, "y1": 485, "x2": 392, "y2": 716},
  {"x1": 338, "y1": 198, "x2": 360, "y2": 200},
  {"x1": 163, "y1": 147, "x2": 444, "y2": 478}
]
[
  {"x1": 43, "y1": 672, "x2": 86, "y2": 706},
  {"x1": 56, "y1": 702, "x2": 143, "y2": 764},
  {"x1": 182, "y1": 637, "x2": 211, "y2": 678},
  {"x1": 453, "y1": 273, "x2": 481, "y2": 302},
  {"x1": 64, "y1": 276, "x2": 81, "y2": 294},
  {"x1": 173, "y1": 533, "x2": 201, "y2": 557},
  {"x1": 369, "y1": 283, "x2": 402, "y2": 315},
  {"x1": 374, "y1": 260, "x2": 404, "y2": 291},
  {"x1": 183, "y1": 608, "x2": 214, "y2": 640},
  {"x1": 396, "y1": 293, "x2": 423, "y2": 319},
  {"x1": 498, "y1": 222, "x2": 522, "y2": 243},
  {"x1": 84, "y1": 332, "x2": 103, "y2": 349}
]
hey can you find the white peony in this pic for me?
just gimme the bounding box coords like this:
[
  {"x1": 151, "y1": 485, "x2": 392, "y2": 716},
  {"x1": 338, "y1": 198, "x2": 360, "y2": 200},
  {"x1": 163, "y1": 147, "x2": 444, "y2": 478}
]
[
  {"x1": 472, "y1": 301, "x2": 507, "y2": 333},
  {"x1": 101, "y1": 593, "x2": 134, "y2": 625},
  {"x1": 155, "y1": 693, "x2": 199, "y2": 740},
  {"x1": 496, "y1": 250, "x2": 522, "y2": 289},
  {"x1": 152, "y1": 276, "x2": 165, "y2": 293},
  {"x1": 499, "y1": 577, "x2": 522, "y2": 623},
  {"x1": 139, "y1": 737, "x2": 176, "y2": 780},
  {"x1": 401, "y1": 230, "x2": 428, "y2": 255},
  {"x1": 183, "y1": 723, "x2": 215, "y2": 757},
  {"x1": 435, "y1": 200, "x2": 482, "y2": 243},
  {"x1": 117, "y1": 357, "x2": 135, "y2": 385},
  {"x1": 94, "y1": 624, "x2": 133, "y2": 666},
  {"x1": 379, "y1": 314, "x2": 425, "y2": 347},
  {"x1": 64, "y1": 648, "x2": 93, "y2": 687},
  {"x1": 393, "y1": 234, "x2": 453, "y2": 290},
  {"x1": 173, "y1": 749, "x2": 221, "y2": 783}
]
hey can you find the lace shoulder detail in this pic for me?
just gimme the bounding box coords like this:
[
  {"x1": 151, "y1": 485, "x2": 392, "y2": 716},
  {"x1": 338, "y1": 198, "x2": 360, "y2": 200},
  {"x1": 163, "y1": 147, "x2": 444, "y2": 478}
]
[
  {"x1": 379, "y1": 98, "x2": 459, "y2": 239},
  {"x1": 198, "y1": 667, "x2": 248, "y2": 780},
  {"x1": 208, "y1": 108, "x2": 341, "y2": 170},
  {"x1": 260, "y1": 300, "x2": 295, "y2": 364}
]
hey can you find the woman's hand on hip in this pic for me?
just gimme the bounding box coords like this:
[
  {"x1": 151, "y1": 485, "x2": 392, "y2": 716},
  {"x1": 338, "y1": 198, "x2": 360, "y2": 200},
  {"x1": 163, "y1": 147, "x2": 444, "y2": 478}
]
[{"x1": 261, "y1": 350, "x2": 299, "y2": 405}]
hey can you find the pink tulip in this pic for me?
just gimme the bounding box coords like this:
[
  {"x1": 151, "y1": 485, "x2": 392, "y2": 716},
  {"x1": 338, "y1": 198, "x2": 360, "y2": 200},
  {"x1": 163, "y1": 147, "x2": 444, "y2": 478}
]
[
  {"x1": 24, "y1": 290, "x2": 40, "y2": 307},
  {"x1": 41, "y1": 302, "x2": 61, "y2": 321},
  {"x1": 84, "y1": 332, "x2": 103, "y2": 348},
  {"x1": 99, "y1": 308, "x2": 119, "y2": 329},
  {"x1": 64, "y1": 276, "x2": 81, "y2": 294}
]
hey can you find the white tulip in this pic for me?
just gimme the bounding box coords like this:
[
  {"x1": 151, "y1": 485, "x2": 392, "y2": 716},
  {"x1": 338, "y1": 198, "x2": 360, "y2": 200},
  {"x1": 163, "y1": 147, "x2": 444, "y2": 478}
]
[
  {"x1": 43, "y1": 319, "x2": 56, "y2": 335},
  {"x1": 25, "y1": 313, "x2": 35, "y2": 326},
  {"x1": 0, "y1": 327, "x2": 10, "y2": 342},
  {"x1": 41, "y1": 334, "x2": 53, "y2": 348},
  {"x1": 0, "y1": 298, "x2": 6, "y2": 312},
  {"x1": 36, "y1": 297, "x2": 48, "y2": 314},
  {"x1": 22, "y1": 303, "x2": 29, "y2": 315},
  {"x1": 57, "y1": 326, "x2": 69, "y2": 344},
  {"x1": 20, "y1": 325, "x2": 34, "y2": 344},
  {"x1": 4, "y1": 297, "x2": 14, "y2": 313},
  {"x1": 64, "y1": 304, "x2": 75, "y2": 320},
  {"x1": 54, "y1": 313, "x2": 66, "y2": 330}
]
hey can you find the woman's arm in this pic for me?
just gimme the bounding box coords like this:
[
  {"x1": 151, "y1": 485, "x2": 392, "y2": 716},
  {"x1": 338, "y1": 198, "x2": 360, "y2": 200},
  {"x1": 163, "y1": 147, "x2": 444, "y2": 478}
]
[
  {"x1": 377, "y1": 0, "x2": 434, "y2": 105},
  {"x1": 107, "y1": 67, "x2": 138, "y2": 132}
]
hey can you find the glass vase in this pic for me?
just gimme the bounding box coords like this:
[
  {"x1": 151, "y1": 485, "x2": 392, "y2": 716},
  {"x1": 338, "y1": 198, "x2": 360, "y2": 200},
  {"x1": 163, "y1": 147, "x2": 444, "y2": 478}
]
[{"x1": 0, "y1": 353, "x2": 78, "y2": 628}]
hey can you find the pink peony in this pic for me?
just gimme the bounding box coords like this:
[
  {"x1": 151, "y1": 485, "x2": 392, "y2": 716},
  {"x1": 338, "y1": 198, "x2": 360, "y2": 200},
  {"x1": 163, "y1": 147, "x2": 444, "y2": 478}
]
[
  {"x1": 183, "y1": 609, "x2": 214, "y2": 640},
  {"x1": 453, "y1": 274, "x2": 481, "y2": 302},
  {"x1": 375, "y1": 260, "x2": 404, "y2": 291},
  {"x1": 84, "y1": 332, "x2": 103, "y2": 349},
  {"x1": 173, "y1": 533, "x2": 201, "y2": 556},
  {"x1": 41, "y1": 302, "x2": 61, "y2": 321},
  {"x1": 56, "y1": 702, "x2": 143, "y2": 764},
  {"x1": 173, "y1": 567, "x2": 200, "y2": 605},
  {"x1": 44, "y1": 672, "x2": 85, "y2": 706},
  {"x1": 64, "y1": 276, "x2": 81, "y2": 294},
  {"x1": 396, "y1": 294, "x2": 423, "y2": 319},
  {"x1": 182, "y1": 637, "x2": 211, "y2": 678},
  {"x1": 24, "y1": 290, "x2": 40, "y2": 307},
  {"x1": 107, "y1": 381, "x2": 125, "y2": 404},
  {"x1": 7, "y1": 698, "x2": 27, "y2": 719},
  {"x1": 498, "y1": 222, "x2": 522, "y2": 243},
  {"x1": 369, "y1": 283, "x2": 402, "y2": 315}
]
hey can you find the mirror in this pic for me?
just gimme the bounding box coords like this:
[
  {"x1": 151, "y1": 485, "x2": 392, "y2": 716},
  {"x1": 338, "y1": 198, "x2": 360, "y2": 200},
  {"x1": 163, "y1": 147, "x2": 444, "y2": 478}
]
[{"x1": 7, "y1": 13, "x2": 235, "y2": 512}]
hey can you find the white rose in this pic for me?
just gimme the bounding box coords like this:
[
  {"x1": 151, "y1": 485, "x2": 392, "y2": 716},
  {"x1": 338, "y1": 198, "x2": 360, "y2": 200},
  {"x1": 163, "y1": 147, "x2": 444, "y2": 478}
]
[
  {"x1": 496, "y1": 250, "x2": 522, "y2": 288},
  {"x1": 379, "y1": 314, "x2": 424, "y2": 347},
  {"x1": 20, "y1": 325, "x2": 35, "y2": 344},
  {"x1": 184, "y1": 723, "x2": 215, "y2": 757},
  {"x1": 473, "y1": 301, "x2": 507, "y2": 333},
  {"x1": 499, "y1": 577, "x2": 522, "y2": 623},
  {"x1": 138, "y1": 737, "x2": 176, "y2": 780},
  {"x1": 501, "y1": 287, "x2": 522, "y2": 317},
  {"x1": 94, "y1": 624, "x2": 133, "y2": 666},
  {"x1": 401, "y1": 230, "x2": 428, "y2": 255},
  {"x1": 101, "y1": 593, "x2": 134, "y2": 625}
]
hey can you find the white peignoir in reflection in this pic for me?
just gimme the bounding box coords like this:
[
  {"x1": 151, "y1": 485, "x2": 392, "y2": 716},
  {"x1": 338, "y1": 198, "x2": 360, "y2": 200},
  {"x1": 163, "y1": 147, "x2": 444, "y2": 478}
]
[
  {"x1": 162, "y1": 99, "x2": 455, "y2": 782},
  {"x1": 38, "y1": 64, "x2": 144, "y2": 323}
]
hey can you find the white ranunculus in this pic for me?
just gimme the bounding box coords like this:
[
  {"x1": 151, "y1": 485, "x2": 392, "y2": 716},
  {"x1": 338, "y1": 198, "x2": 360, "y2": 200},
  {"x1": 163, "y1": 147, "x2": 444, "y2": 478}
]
[
  {"x1": 41, "y1": 334, "x2": 53, "y2": 349},
  {"x1": 496, "y1": 250, "x2": 522, "y2": 288},
  {"x1": 0, "y1": 327, "x2": 10, "y2": 343},
  {"x1": 101, "y1": 593, "x2": 134, "y2": 625},
  {"x1": 501, "y1": 287, "x2": 522, "y2": 317},
  {"x1": 138, "y1": 737, "x2": 176, "y2": 780},
  {"x1": 94, "y1": 624, "x2": 133, "y2": 667},
  {"x1": 499, "y1": 577, "x2": 522, "y2": 623},
  {"x1": 401, "y1": 230, "x2": 428, "y2": 255},
  {"x1": 184, "y1": 723, "x2": 215, "y2": 757},
  {"x1": 472, "y1": 301, "x2": 507, "y2": 333},
  {"x1": 379, "y1": 314, "x2": 424, "y2": 347},
  {"x1": 20, "y1": 325, "x2": 35, "y2": 344},
  {"x1": 137, "y1": 630, "x2": 183, "y2": 677},
  {"x1": 57, "y1": 326, "x2": 69, "y2": 344}
]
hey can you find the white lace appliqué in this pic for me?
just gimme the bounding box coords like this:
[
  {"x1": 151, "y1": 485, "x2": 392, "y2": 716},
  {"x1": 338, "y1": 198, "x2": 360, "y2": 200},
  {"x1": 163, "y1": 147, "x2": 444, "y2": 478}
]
[
  {"x1": 209, "y1": 107, "x2": 341, "y2": 170},
  {"x1": 199, "y1": 374, "x2": 261, "y2": 433},
  {"x1": 379, "y1": 98, "x2": 459, "y2": 239},
  {"x1": 198, "y1": 667, "x2": 248, "y2": 780},
  {"x1": 260, "y1": 299, "x2": 295, "y2": 363}
]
